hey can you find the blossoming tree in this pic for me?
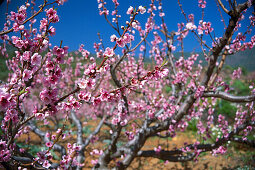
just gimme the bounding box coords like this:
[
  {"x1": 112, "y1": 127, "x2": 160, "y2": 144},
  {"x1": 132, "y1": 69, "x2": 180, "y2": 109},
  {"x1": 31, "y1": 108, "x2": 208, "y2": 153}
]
[{"x1": 0, "y1": 0, "x2": 255, "y2": 169}]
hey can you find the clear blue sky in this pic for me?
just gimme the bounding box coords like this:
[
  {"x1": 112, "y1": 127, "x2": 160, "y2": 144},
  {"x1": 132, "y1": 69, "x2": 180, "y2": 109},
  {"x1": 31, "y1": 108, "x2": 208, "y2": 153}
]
[{"x1": 0, "y1": 0, "x2": 252, "y2": 53}]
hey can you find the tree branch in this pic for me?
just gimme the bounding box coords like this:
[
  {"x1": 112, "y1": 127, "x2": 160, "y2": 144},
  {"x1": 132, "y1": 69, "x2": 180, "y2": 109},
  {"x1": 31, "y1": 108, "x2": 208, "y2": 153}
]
[
  {"x1": 203, "y1": 91, "x2": 255, "y2": 103},
  {"x1": 217, "y1": 0, "x2": 230, "y2": 14}
]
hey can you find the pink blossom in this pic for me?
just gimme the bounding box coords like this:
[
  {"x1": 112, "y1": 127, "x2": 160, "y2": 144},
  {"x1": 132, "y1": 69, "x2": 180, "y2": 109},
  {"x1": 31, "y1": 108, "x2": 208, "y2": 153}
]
[
  {"x1": 56, "y1": 0, "x2": 67, "y2": 5},
  {"x1": 23, "y1": 69, "x2": 33, "y2": 81},
  {"x1": 198, "y1": 0, "x2": 206, "y2": 8},
  {"x1": 140, "y1": 45, "x2": 145, "y2": 51},
  {"x1": 78, "y1": 91, "x2": 91, "y2": 102},
  {"x1": 232, "y1": 67, "x2": 242, "y2": 79},
  {"x1": 123, "y1": 33, "x2": 134, "y2": 44},
  {"x1": 0, "y1": 93, "x2": 10, "y2": 111},
  {"x1": 110, "y1": 34, "x2": 117, "y2": 42},
  {"x1": 42, "y1": 160, "x2": 51, "y2": 169},
  {"x1": 0, "y1": 140, "x2": 11, "y2": 162},
  {"x1": 103, "y1": 47, "x2": 115, "y2": 57},
  {"x1": 138, "y1": 6, "x2": 146, "y2": 14},
  {"x1": 154, "y1": 145, "x2": 162, "y2": 154},
  {"x1": 100, "y1": 89, "x2": 111, "y2": 101},
  {"x1": 159, "y1": 13, "x2": 165, "y2": 17},
  {"x1": 91, "y1": 159, "x2": 98, "y2": 165},
  {"x1": 16, "y1": 13, "x2": 26, "y2": 24},
  {"x1": 31, "y1": 53, "x2": 42, "y2": 66},
  {"x1": 90, "y1": 149, "x2": 103, "y2": 155},
  {"x1": 21, "y1": 51, "x2": 31, "y2": 61},
  {"x1": 49, "y1": 26, "x2": 56, "y2": 36},
  {"x1": 91, "y1": 97, "x2": 101, "y2": 106},
  {"x1": 186, "y1": 22, "x2": 197, "y2": 30},
  {"x1": 195, "y1": 86, "x2": 205, "y2": 98},
  {"x1": 40, "y1": 18, "x2": 48, "y2": 30},
  {"x1": 46, "y1": 8, "x2": 59, "y2": 23},
  {"x1": 116, "y1": 38, "x2": 125, "y2": 47},
  {"x1": 53, "y1": 46, "x2": 64, "y2": 57},
  {"x1": 45, "y1": 142, "x2": 52, "y2": 147},
  {"x1": 126, "y1": 6, "x2": 134, "y2": 15},
  {"x1": 78, "y1": 79, "x2": 87, "y2": 89},
  {"x1": 82, "y1": 50, "x2": 90, "y2": 59}
]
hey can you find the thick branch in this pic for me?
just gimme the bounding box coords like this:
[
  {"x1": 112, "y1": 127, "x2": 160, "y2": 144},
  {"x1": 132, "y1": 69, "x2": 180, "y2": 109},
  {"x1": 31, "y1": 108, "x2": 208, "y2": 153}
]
[
  {"x1": 217, "y1": 0, "x2": 230, "y2": 14},
  {"x1": 230, "y1": 137, "x2": 255, "y2": 147},
  {"x1": 28, "y1": 122, "x2": 66, "y2": 156},
  {"x1": 137, "y1": 150, "x2": 195, "y2": 162},
  {"x1": 71, "y1": 110, "x2": 106, "y2": 170}
]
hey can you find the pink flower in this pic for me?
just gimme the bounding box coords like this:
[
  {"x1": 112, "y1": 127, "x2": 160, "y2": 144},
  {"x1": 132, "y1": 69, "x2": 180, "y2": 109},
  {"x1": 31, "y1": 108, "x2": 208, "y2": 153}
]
[
  {"x1": 78, "y1": 91, "x2": 91, "y2": 102},
  {"x1": 110, "y1": 34, "x2": 117, "y2": 42},
  {"x1": 39, "y1": 89, "x2": 57, "y2": 104},
  {"x1": 73, "y1": 143, "x2": 81, "y2": 151},
  {"x1": 112, "y1": 0, "x2": 119, "y2": 6},
  {"x1": 123, "y1": 33, "x2": 134, "y2": 44},
  {"x1": 0, "y1": 140, "x2": 11, "y2": 162},
  {"x1": 140, "y1": 45, "x2": 145, "y2": 51},
  {"x1": 45, "y1": 142, "x2": 52, "y2": 147},
  {"x1": 78, "y1": 79, "x2": 87, "y2": 89},
  {"x1": 0, "y1": 94, "x2": 10, "y2": 111},
  {"x1": 53, "y1": 46, "x2": 64, "y2": 57},
  {"x1": 90, "y1": 149, "x2": 103, "y2": 155},
  {"x1": 100, "y1": 89, "x2": 110, "y2": 101},
  {"x1": 138, "y1": 6, "x2": 146, "y2": 14},
  {"x1": 46, "y1": 8, "x2": 59, "y2": 23},
  {"x1": 42, "y1": 160, "x2": 51, "y2": 169},
  {"x1": 49, "y1": 26, "x2": 56, "y2": 36},
  {"x1": 67, "y1": 143, "x2": 72, "y2": 149},
  {"x1": 16, "y1": 13, "x2": 26, "y2": 24},
  {"x1": 23, "y1": 69, "x2": 33, "y2": 81},
  {"x1": 126, "y1": 6, "x2": 134, "y2": 15},
  {"x1": 56, "y1": 0, "x2": 67, "y2": 5},
  {"x1": 86, "y1": 78, "x2": 96, "y2": 88},
  {"x1": 159, "y1": 12, "x2": 165, "y2": 17},
  {"x1": 81, "y1": 50, "x2": 90, "y2": 59},
  {"x1": 103, "y1": 47, "x2": 115, "y2": 57},
  {"x1": 40, "y1": 18, "x2": 48, "y2": 30},
  {"x1": 18, "y1": 5, "x2": 27, "y2": 14},
  {"x1": 198, "y1": 0, "x2": 206, "y2": 8},
  {"x1": 31, "y1": 53, "x2": 42, "y2": 66},
  {"x1": 154, "y1": 145, "x2": 162, "y2": 154},
  {"x1": 116, "y1": 38, "x2": 125, "y2": 47},
  {"x1": 232, "y1": 67, "x2": 242, "y2": 79},
  {"x1": 195, "y1": 86, "x2": 205, "y2": 98},
  {"x1": 91, "y1": 97, "x2": 101, "y2": 106},
  {"x1": 91, "y1": 159, "x2": 98, "y2": 165},
  {"x1": 186, "y1": 22, "x2": 197, "y2": 30},
  {"x1": 21, "y1": 51, "x2": 31, "y2": 61}
]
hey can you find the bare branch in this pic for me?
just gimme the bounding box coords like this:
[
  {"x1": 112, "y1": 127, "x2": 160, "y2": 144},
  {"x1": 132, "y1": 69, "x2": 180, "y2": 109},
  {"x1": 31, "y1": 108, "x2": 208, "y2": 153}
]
[
  {"x1": 137, "y1": 150, "x2": 195, "y2": 162},
  {"x1": 71, "y1": 110, "x2": 106, "y2": 170},
  {"x1": 203, "y1": 91, "x2": 255, "y2": 103},
  {"x1": 217, "y1": 0, "x2": 230, "y2": 14},
  {"x1": 230, "y1": 137, "x2": 255, "y2": 147},
  {"x1": 28, "y1": 122, "x2": 66, "y2": 156}
]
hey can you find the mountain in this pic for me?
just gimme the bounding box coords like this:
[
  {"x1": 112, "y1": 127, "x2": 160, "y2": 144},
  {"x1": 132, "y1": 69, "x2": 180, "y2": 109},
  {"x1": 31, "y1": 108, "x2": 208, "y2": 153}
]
[
  {"x1": 173, "y1": 47, "x2": 255, "y2": 71},
  {"x1": 0, "y1": 44, "x2": 255, "y2": 81}
]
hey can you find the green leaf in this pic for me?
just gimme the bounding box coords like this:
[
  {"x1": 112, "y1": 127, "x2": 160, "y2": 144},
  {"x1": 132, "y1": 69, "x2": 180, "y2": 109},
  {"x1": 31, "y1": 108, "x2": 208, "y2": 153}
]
[
  {"x1": 18, "y1": 88, "x2": 28, "y2": 96},
  {"x1": 161, "y1": 58, "x2": 168, "y2": 67}
]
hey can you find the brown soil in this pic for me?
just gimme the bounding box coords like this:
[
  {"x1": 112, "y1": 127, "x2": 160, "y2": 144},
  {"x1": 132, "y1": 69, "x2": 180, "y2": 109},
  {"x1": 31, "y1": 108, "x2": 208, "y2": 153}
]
[{"x1": 16, "y1": 120, "x2": 254, "y2": 170}]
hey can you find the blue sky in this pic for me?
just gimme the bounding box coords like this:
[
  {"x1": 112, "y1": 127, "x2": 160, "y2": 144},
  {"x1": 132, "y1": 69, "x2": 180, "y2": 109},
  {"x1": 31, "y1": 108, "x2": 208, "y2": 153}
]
[{"x1": 0, "y1": 0, "x2": 253, "y2": 53}]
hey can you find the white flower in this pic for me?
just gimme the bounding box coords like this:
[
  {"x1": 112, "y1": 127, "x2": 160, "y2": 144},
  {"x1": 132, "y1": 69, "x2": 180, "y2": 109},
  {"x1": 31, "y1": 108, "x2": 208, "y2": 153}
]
[
  {"x1": 138, "y1": 6, "x2": 146, "y2": 14},
  {"x1": 186, "y1": 22, "x2": 197, "y2": 30}
]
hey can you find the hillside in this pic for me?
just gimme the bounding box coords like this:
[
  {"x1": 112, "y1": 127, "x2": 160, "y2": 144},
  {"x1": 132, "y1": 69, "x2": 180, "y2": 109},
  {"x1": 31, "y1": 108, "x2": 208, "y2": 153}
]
[
  {"x1": 0, "y1": 44, "x2": 255, "y2": 81},
  {"x1": 173, "y1": 47, "x2": 255, "y2": 71}
]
